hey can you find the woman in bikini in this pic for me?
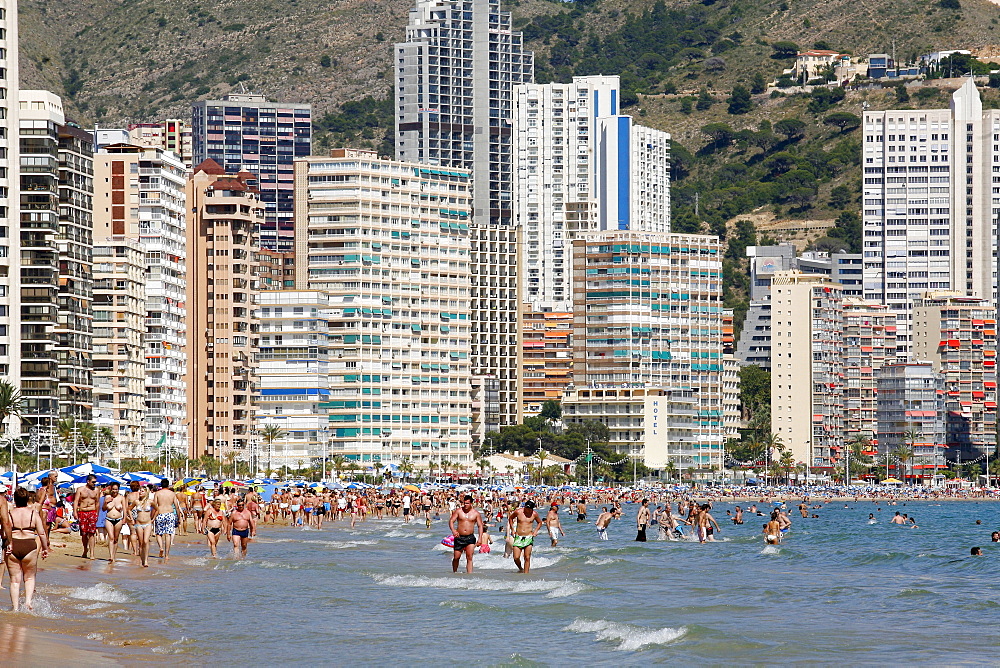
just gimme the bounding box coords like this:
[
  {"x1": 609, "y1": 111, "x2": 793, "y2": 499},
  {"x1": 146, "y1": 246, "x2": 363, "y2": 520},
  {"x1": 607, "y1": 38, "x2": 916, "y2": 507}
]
[
  {"x1": 6, "y1": 487, "x2": 50, "y2": 612},
  {"x1": 289, "y1": 492, "x2": 302, "y2": 527},
  {"x1": 102, "y1": 482, "x2": 126, "y2": 563},
  {"x1": 205, "y1": 499, "x2": 226, "y2": 557},
  {"x1": 191, "y1": 487, "x2": 208, "y2": 534},
  {"x1": 128, "y1": 486, "x2": 154, "y2": 567}
]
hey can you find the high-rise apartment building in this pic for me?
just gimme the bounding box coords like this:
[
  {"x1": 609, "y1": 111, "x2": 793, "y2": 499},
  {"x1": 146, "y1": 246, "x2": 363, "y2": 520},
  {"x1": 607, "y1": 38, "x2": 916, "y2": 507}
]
[
  {"x1": 185, "y1": 160, "x2": 262, "y2": 460},
  {"x1": 255, "y1": 249, "x2": 295, "y2": 289},
  {"x1": 520, "y1": 305, "x2": 573, "y2": 418},
  {"x1": 192, "y1": 94, "x2": 311, "y2": 252},
  {"x1": 395, "y1": 0, "x2": 531, "y2": 433},
  {"x1": 737, "y1": 244, "x2": 862, "y2": 369},
  {"x1": 0, "y1": 0, "x2": 21, "y2": 438},
  {"x1": 395, "y1": 0, "x2": 533, "y2": 225},
  {"x1": 862, "y1": 79, "x2": 998, "y2": 357},
  {"x1": 256, "y1": 290, "x2": 337, "y2": 472},
  {"x1": 876, "y1": 362, "x2": 946, "y2": 482},
  {"x1": 94, "y1": 144, "x2": 188, "y2": 456},
  {"x1": 293, "y1": 149, "x2": 474, "y2": 467},
  {"x1": 91, "y1": 237, "x2": 146, "y2": 458},
  {"x1": 566, "y1": 231, "x2": 726, "y2": 470},
  {"x1": 842, "y1": 299, "x2": 897, "y2": 444},
  {"x1": 512, "y1": 76, "x2": 671, "y2": 311},
  {"x1": 17, "y1": 91, "x2": 63, "y2": 430},
  {"x1": 55, "y1": 121, "x2": 94, "y2": 422},
  {"x1": 469, "y1": 223, "x2": 522, "y2": 431},
  {"x1": 770, "y1": 271, "x2": 844, "y2": 468},
  {"x1": 127, "y1": 120, "x2": 193, "y2": 169},
  {"x1": 911, "y1": 291, "x2": 997, "y2": 460},
  {"x1": 595, "y1": 120, "x2": 671, "y2": 234}
]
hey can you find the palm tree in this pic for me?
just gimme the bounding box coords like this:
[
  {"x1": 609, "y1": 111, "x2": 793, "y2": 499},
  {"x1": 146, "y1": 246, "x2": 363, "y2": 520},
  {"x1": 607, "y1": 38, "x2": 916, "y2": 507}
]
[
  {"x1": 260, "y1": 425, "x2": 286, "y2": 478},
  {"x1": 477, "y1": 458, "x2": 490, "y2": 484},
  {"x1": 373, "y1": 461, "x2": 385, "y2": 483},
  {"x1": 846, "y1": 434, "x2": 873, "y2": 481},
  {"x1": 542, "y1": 464, "x2": 564, "y2": 486},
  {"x1": 762, "y1": 433, "x2": 784, "y2": 485},
  {"x1": 169, "y1": 455, "x2": 189, "y2": 480},
  {"x1": 665, "y1": 461, "x2": 678, "y2": 483},
  {"x1": 843, "y1": 434, "x2": 870, "y2": 483},
  {"x1": 0, "y1": 380, "x2": 23, "y2": 438},
  {"x1": 224, "y1": 450, "x2": 237, "y2": 479},
  {"x1": 399, "y1": 456, "x2": 414, "y2": 480},
  {"x1": 535, "y1": 449, "x2": 549, "y2": 485},
  {"x1": 504, "y1": 464, "x2": 514, "y2": 482},
  {"x1": 778, "y1": 448, "x2": 795, "y2": 484},
  {"x1": 331, "y1": 454, "x2": 347, "y2": 479},
  {"x1": 98, "y1": 426, "x2": 117, "y2": 461},
  {"x1": 893, "y1": 440, "x2": 915, "y2": 484},
  {"x1": 440, "y1": 459, "x2": 452, "y2": 480}
]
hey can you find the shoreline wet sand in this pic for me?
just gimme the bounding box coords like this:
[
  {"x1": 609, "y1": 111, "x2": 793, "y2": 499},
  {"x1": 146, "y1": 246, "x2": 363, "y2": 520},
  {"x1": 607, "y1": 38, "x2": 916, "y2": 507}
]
[{"x1": 1, "y1": 529, "x2": 215, "y2": 662}]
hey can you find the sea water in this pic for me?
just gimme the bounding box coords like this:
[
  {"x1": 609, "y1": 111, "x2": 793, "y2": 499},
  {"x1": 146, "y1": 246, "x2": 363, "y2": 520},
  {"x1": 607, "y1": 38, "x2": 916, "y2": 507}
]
[{"x1": 26, "y1": 500, "x2": 1000, "y2": 663}]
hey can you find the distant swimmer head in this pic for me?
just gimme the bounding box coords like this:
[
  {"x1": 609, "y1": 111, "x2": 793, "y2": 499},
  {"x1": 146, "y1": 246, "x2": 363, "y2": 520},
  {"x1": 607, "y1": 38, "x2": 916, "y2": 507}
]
[{"x1": 971, "y1": 546, "x2": 983, "y2": 556}]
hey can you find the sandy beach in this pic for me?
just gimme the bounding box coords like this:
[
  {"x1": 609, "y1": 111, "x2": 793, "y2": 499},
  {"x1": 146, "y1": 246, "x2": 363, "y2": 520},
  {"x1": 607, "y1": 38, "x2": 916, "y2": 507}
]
[{"x1": 1, "y1": 528, "x2": 211, "y2": 663}]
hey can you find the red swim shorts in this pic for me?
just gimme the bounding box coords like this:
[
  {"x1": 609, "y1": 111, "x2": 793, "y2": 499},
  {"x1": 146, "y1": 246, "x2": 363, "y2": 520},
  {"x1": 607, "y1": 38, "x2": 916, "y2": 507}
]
[{"x1": 78, "y1": 509, "x2": 98, "y2": 536}]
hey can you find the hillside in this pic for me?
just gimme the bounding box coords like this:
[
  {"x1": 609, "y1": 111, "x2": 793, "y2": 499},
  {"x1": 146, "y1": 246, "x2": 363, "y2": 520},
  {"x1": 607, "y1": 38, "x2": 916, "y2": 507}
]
[{"x1": 18, "y1": 0, "x2": 559, "y2": 125}]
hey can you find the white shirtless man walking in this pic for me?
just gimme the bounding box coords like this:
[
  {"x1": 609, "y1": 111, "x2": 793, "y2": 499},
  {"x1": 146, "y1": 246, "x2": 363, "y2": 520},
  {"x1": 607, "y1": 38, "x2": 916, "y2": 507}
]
[
  {"x1": 545, "y1": 503, "x2": 565, "y2": 547},
  {"x1": 152, "y1": 479, "x2": 183, "y2": 561},
  {"x1": 509, "y1": 500, "x2": 543, "y2": 574},
  {"x1": 448, "y1": 494, "x2": 484, "y2": 573}
]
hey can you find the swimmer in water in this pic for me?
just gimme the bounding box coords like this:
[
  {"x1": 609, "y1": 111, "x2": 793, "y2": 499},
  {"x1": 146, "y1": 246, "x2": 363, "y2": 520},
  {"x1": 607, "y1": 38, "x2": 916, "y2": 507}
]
[{"x1": 763, "y1": 517, "x2": 781, "y2": 545}]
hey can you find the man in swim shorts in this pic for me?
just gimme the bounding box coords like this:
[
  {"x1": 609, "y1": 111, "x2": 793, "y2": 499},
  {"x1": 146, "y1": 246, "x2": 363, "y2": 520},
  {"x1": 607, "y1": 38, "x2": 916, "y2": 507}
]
[
  {"x1": 152, "y1": 478, "x2": 183, "y2": 561},
  {"x1": 509, "y1": 500, "x2": 543, "y2": 573},
  {"x1": 74, "y1": 474, "x2": 102, "y2": 559},
  {"x1": 595, "y1": 507, "x2": 613, "y2": 540},
  {"x1": 545, "y1": 503, "x2": 565, "y2": 547},
  {"x1": 230, "y1": 499, "x2": 256, "y2": 559},
  {"x1": 448, "y1": 494, "x2": 484, "y2": 573}
]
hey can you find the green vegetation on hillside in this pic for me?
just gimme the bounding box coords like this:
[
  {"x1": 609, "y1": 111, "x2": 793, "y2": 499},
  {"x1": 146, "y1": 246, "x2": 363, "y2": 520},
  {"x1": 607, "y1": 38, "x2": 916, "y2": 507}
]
[
  {"x1": 314, "y1": 97, "x2": 394, "y2": 156},
  {"x1": 519, "y1": 1, "x2": 734, "y2": 102}
]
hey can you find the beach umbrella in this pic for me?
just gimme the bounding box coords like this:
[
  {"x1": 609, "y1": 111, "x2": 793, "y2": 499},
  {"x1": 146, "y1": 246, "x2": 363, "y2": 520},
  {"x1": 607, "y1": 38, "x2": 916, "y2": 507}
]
[
  {"x1": 61, "y1": 463, "x2": 113, "y2": 477},
  {"x1": 247, "y1": 478, "x2": 276, "y2": 485},
  {"x1": 328, "y1": 480, "x2": 345, "y2": 490},
  {"x1": 70, "y1": 473, "x2": 124, "y2": 485},
  {"x1": 123, "y1": 472, "x2": 160, "y2": 484},
  {"x1": 24, "y1": 469, "x2": 75, "y2": 485},
  {"x1": 402, "y1": 484, "x2": 421, "y2": 492}
]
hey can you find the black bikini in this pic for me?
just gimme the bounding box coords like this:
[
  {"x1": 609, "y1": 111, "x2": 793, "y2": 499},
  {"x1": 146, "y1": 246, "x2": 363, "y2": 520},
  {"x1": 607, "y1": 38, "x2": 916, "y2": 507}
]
[{"x1": 10, "y1": 510, "x2": 40, "y2": 560}]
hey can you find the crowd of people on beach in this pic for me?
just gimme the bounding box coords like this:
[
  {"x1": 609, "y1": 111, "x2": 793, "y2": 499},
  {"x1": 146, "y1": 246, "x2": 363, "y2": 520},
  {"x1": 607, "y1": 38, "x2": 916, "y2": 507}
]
[{"x1": 2, "y1": 475, "x2": 998, "y2": 611}]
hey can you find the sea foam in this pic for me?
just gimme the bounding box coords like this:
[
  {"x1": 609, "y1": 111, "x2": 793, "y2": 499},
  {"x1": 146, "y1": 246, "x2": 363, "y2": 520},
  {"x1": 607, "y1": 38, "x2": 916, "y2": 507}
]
[
  {"x1": 372, "y1": 573, "x2": 587, "y2": 598},
  {"x1": 67, "y1": 583, "x2": 130, "y2": 604},
  {"x1": 470, "y1": 553, "x2": 562, "y2": 570},
  {"x1": 563, "y1": 618, "x2": 687, "y2": 651}
]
